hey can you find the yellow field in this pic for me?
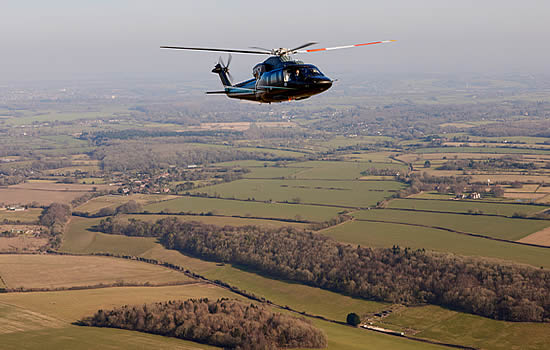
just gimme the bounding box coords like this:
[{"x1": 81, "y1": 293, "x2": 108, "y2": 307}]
[
  {"x1": 518, "y1": 227, "x2": 550, "y2": 247},
  {"x1": 0, "y1": 254, "x2": 192, "y2": 289},
  {"x1": 75, "y1": 194, "x2": 177, "y2": 213},
  {"x1": 0, "y1": 236, "x2": 48, "y2": 252},
  {"x1": 503, "y1": 192, "x2": 547, "y2": 200},
  {"x1": 0, "y1": 284, "x2": 237, "y2": 323},
  {"x1": 0, "y1": 303, "x2": 65, "y2": 334},
  {"x1": 8, "y1": 183, "x2": 110, "y2": 192},
  {"x1": 0, "y1": 183, "x2": 110, "y2": 205},
  {"x1": 0, "y1": 285, "x2": 230, "y2": 350}
]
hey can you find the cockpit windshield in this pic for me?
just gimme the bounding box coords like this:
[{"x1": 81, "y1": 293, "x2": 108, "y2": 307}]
[{"x1": 284, "y1": 67, "x2": 323, "y2": 82}]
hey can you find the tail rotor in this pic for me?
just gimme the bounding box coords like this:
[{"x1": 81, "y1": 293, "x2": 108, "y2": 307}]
[{"x1": 218, "y1": 54, "x2": 233, "y2": 82}]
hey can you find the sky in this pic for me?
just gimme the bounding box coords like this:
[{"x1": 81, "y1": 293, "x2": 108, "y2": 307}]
[{"x1": 2, "y1": 0, "x2": 550, "y2": 83}]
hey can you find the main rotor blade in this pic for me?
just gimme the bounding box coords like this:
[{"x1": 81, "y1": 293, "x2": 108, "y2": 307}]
[
  {"x1": 249, "y1": 46, "x2": 272, "y2": 52},
  {"x1": 295, "y1": 40, "x2": 396, "y2": 53},
  {"x1": 160, "y1": 46, "x2": 271, "y2": 55},
  {"x1": 289, "y1": 42, "x2": 318, "y2": 53}
]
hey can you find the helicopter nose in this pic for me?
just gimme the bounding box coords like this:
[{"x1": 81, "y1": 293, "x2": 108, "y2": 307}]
[{"x1": 314, "y1": 77, "x2": 332, "y2": 89}]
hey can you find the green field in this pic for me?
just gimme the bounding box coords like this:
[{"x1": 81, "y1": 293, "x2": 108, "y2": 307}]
[
  {"x1": 145, "y1": 247, "x2": 387, "y2": 323},
  {"x1": 316, "y1": 135, "x2": 394, "y2": 149},
  {"x1": 190, "y1": 179, "x2": 403, "y2": 208},
  {"x1": 416, "y1": 147, "x2": 550, "y2": 155},
  {"x1": 61, "y1": 217, "x2": 158, "y2": 255},
  {"x1": 379, "y1": 305, "x2": 550, "y2": 350},
  {"x1": 354, "y1": 209, "x2": 550, "y2": 241},
  {"x1": 242, "y1": 166, "x2": 305, "y2": 178},
  {"x1": 0, "y1": 208, "x2": 42, "y2": 223},
  {"x1": 291, "y1": 161, "x2": 405, "y2": 180},
  {"x1": 6, "y1": 107, "x2": 129, "y2": 126},
  {"x1": 341, "y1": 151, "x2": 401, "y2": 163},
  {"x1": 122, "y1": 214, "x2": 308, "y2": 229},
  {"x1": 387, "y1": 198, "x2": 549, "y2": 216},
  {"x1": 144, "y1": 196, "x2": 343, "y2": 222},
  {"x1": 322, "y1": 220, "x2": 550, "y2": 268},
  {"x1": 211, "y1": 160, "x2": 281, "y2": 167},
  {"x1": 79, "y1": 177, "x2": 106, "y2": 184},
  {"x1": 234, "y1": 146, "x2": 309, "y2": 158},
  {"x1": 239, "y1": 160, "x2": 405, "y2": 180},
  {"x1": 311, "y1": 319, "x2": 445, "y2": 350}
]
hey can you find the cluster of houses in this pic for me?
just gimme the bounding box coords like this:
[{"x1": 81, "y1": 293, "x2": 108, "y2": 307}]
[
  {"x1": 108, "y1": 165, "x2": 202, "y2": 195},
  {"x1": 454, "y1": 192, "x2": 482, "y2": 200}
]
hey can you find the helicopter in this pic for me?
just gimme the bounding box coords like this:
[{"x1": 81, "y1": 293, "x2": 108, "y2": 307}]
[{"x1": 160, "y1": 40, "x2": 395, "y2": 103}]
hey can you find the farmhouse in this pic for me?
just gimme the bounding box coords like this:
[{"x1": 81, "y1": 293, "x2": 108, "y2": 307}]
[{"x1": 6, "y1": 205, "x2": 25, "y2": 212}]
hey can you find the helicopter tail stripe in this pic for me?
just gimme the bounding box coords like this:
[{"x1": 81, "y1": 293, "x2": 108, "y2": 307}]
[{"x1": 302, "y1": 40, "x2": 395, "y2": 53}]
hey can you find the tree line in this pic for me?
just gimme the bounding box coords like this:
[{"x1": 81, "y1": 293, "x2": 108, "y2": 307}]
[
  {"x1": 39, "y1": 202, "x2": 71, "y2": 248},
  {"x1": 91, "y1": 141, "x2": 302, "y2": 172},
  {"x1": 96, "y1": 217, "x2": 550, "y2": 322},
  {"x1": 77, "y1": 298, "x2": 327, "y2": 350}
]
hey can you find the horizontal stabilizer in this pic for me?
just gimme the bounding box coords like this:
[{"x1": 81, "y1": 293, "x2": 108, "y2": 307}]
[{"x1": 205, "y1": 91, "x2": 228, "y2": 94}]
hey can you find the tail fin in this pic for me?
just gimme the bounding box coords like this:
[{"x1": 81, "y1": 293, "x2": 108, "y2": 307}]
[{"x1": 212, "y1": 63, "x2": 232, "y2": 87}]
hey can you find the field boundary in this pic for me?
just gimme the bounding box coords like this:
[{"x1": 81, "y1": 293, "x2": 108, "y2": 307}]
[
  {"x1": 397, "y1": 196, "x2": 550, "y2": 208},
  {"x1": 383, "y1": 207, "x2": 550, "y2": 220},
  {"x1": 243, "y1": 177, "x2": 398, "y2": 182},
  {"x1": 355, "y1": 218, "x2": 550, "y2": 249},
  {"x1": 73, "y1": 211, "x2": 315, "y2": 224},
  {"x1": 180, "y1": 194, "x2": 367, "y2": 210},
  {"x1": 1, "y1": 280, "x2": 203, "y2": 294}
]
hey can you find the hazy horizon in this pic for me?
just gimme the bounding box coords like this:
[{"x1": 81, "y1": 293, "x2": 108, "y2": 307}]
[{"x1": 3, "y1": 1, "x2": 550, "y2": 84}]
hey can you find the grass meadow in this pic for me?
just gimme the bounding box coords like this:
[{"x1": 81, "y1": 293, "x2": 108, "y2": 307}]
[
  {"x1": 61, "y1": 217, "x2": 158, "y2": 256},
  {"x1": 290, "y1": 161, "x2": 406, "y2": 180},
  {"x1": 144, "y1": 196, "x2": 344, "y2": 222},
  {"x1": 322, "y1": 220, "x2": 550, "y2": 268},
  {"x1": 190, "y1": 179, "x2": 403, "y2": 208},
  {"x1": 387, "y1": 198, "x2": 549, "y2": 216},
  {"x1": 122, "y1": 214, "x2": 308, "y2": 229},
  {"x1": 0, "y1": 208, "x2": 42, "y2": 223},
  {"x1": 380, "y1": 305, "x2": 550, "y2": 350},
  {"x1": 354, "y1": 209, "x2": 550, "y2": 240}
]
